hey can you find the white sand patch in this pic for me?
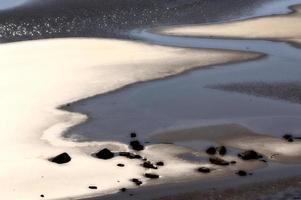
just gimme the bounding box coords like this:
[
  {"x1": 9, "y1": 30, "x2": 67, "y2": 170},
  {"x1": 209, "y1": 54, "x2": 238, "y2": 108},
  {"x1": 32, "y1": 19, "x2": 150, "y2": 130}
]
[
  {"x1": 0, "y1": 38, "x2": 258, "y2": 200},
  {"x1": 159, "y1": 5, "x2": 301, "y2": 46}
]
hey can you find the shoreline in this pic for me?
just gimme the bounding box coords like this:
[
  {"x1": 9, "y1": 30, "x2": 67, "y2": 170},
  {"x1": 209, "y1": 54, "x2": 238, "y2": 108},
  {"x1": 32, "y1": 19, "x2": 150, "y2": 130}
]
[{"x1": 0, "y1": 1, "x2": 300, "y2": 200}]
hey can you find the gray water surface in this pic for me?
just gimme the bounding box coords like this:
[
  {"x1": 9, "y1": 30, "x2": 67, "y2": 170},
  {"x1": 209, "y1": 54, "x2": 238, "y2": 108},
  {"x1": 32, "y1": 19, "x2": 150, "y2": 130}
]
[{"x1": 65, "y1": 33, "x2": 301, "y2": 142}]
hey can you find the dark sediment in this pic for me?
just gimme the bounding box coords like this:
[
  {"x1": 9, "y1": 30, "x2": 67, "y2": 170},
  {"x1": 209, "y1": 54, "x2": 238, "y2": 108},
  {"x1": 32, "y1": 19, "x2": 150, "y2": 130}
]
[{"x1": 209, "y1": 82, "x2": 301, "y2": 105}]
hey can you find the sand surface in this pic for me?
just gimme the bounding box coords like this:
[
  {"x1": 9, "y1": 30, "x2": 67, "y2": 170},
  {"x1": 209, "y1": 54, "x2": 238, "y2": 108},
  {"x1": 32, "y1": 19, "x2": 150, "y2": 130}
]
[
  {"x1": 0, "y1": 38, "x2": 257, "y2": 200},
  {"x1": 159, "y1": 5, "x2": 301, "y2": 46}
]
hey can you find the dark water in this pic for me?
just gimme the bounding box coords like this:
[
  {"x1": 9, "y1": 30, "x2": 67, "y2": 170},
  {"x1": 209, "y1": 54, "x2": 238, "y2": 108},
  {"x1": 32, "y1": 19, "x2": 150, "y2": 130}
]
[{"x1": 0, "y1": 0, "x2": 294, "y2": 43}]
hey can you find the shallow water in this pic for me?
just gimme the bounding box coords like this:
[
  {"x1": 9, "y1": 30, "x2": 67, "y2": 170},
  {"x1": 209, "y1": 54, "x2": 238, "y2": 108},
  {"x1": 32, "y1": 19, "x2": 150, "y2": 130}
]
[{"x1": 66, "y1": 31, "x2": 301, "y2": 142}]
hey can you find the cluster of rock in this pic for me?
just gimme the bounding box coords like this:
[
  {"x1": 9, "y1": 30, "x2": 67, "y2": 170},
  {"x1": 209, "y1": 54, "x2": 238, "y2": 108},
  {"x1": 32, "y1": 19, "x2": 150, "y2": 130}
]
[
  {"x1": 47, "y1": 131, "x2": 289, "y2": 198},
  {"x1": 196, "y1": 145, "x2": 265, "y2": 178}
]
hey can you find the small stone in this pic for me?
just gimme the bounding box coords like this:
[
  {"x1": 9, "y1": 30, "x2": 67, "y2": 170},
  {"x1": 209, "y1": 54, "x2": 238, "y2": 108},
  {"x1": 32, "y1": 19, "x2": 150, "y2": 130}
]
[
  {"x1": 142, "y1": 161, "x2": 158, "y2": 169},
  {"x1": 120, "y1": 188, "x2": 127, "y2": 192},
  {"x1": 206, "y1": 147, "x2": 216, "y2": 155},
  {"x1": 209, "y1": 157, "x2": 229, "y2": 166},
  {"x1": 144, "y1": 173, "x2": 160, "y2": 179},
  {"x1": 238, "y1": 150, "x2": 263, "y2": 160},
  {"x1": 95, "y1": 148, "x2": 114, "y2": 159},
  {"x1": 40, "y1": 194, "x2": 44, "y2": 198},
  {"x1": 50, "y1": 152, "x2": 71, "y2": 164},
  {"x1": 236, "y1": 170, "x2": 247, "y2": 176},
  {"x1": 119, "y1": 152, "x2": 142, "y2": 159},
  {"x1": 230, "y1": 161, "x2": 237, "y2": 165},
  {"x1": 218, "y1": 146, "x2": 227, "y2": 156},
  {"x1": 197, "y1": 167, "x2": 211, "y2": 173},
  {"x1": 156, "y1": 161, "x2": 165, "y2": 166},
  {"x1": 130, "y1": 140, "x2": 144, "y2": 151},
  {"x1": 88, "y1": 186, "x2": 98, "y2": 189},
  {"x1": 131, "y1": 178, "x2": 142, "y2": 186},
  {"x1": 117, "y1": 163, "x2": 125, "y2": 167},
  {"x1": 283, "y1": 134, "x2": 293, "y2": 140}
]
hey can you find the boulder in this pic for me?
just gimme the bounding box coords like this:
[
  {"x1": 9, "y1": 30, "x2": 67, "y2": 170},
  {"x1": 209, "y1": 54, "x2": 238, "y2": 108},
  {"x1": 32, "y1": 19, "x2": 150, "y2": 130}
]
[
  {"x1": 197, "y1": 167, "x2": 211, "y2": 173},
  {"x1": 142, "y1": 161, "x2": 158, "y2": 169},
  {"x1": 156, "y1": 161, "x2": 165, "y2": 166},
  {"x1": 218, "y1": 146, "x2": 227, "y2": 156},
  {"x1": 236, "y1": 170, "x2": 247, "y2": 176},
  {"x1": 131, "y1": 178, "x2": 142, "y2": 186},
  {"x1": 206, "y1": 146, "x2": 216, "y2": 155},
  {"x1": 95, "y1": 148, "x2": 114, "y2": 159},
  {"x1": 130, "y1": 132, "x2": 137, "y2": 138},
  {"x1": 50, "y1": 152, "x2": 71, "y2": 164},
  {"x1": 130, "y1": 140, "x2": 144, "y2": 151},
  {"x1": 209, "y1": 157, "x2": 229, "y2": 166},
  {"x1": 119, "y1": 152, "x2": 142, "y2": 159},
  {"x1": 88, "y1": 186, "x2": 98, "y2": 190},
  {"x1": 238, "y1": 150, "x2": 263, "y2": 160},
  {"x1": 144, "y1": 173, "x2": 160, "y2": 179}
]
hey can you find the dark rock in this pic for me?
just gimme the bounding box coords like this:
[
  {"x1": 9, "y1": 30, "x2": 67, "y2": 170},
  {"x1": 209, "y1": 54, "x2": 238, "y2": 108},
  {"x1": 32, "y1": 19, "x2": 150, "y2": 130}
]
[
  {"x1": 142, "y1": 161, "x2": 158, "y2": 169},
  {"x1": 130, "y1": 140, "x2": 144, "y2": 151},
  {"x1": 197, "y1": 167, "x2": 211, "y2": 173},
  {"x1": 120, "y1": 188, "x2": 127, "y2": 192},
  {"x1": 95, "y1": 148, "x2": 114, "y2": 160},
  {"x1": 206, "y1": 147, "x2": 216, "y2": 155},
  {"x1": 230, "y1": 161, "x2": 237, "y2": 165},
  {"x1": 144, "y1": 173, "x2": 160, "y2": 179},
  {"x1": 218, "y1": 146, "x2": 227, "y2": 156},
  {"x1": 283, "y1": 134, "x2": 293, "y2": 140},
  {"x1": 119, "y1": 152, "x2": 142, "y2": 159},
  {"x1": 238, "y1": 150, "x2": 263, "y2": 160},
  {"x1": 156, "y1": 161, "x2": 165, "y2": 166},
  {"x1": 236, "y1": 170, "x2": 247, "y2": 176},
  {"x1": 131, "y1": 178, "x2": 142, "y2": 186},
  {"x1": 50, "y1": 152, "x2": 71, "y2": 164},
  {"x1": 88, "y1": 186, "x2": 98, "y2": 189},
  {"x1": 209, "y1": 157, "x2": 229, "y2": 166},
  {"x1": 40, "y1": 194, "x2": 44, "y2": 198},
  {"x1": 283, "y1": 134, "x2": 294, "y2": 142},
  {"x1": 117, "y1": 163, "x2": 125, "y2": 167},
  {"x1": 130, "y1": 132, "x2": 137, "y2": 138}
]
